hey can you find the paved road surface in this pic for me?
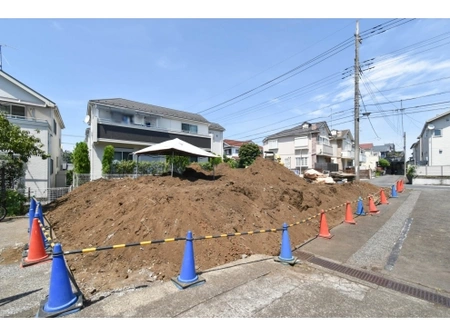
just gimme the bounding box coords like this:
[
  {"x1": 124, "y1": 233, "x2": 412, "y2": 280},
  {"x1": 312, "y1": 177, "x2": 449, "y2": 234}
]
[{"x1": 1, "y1": 175, "x2": 449, "y2": 323}]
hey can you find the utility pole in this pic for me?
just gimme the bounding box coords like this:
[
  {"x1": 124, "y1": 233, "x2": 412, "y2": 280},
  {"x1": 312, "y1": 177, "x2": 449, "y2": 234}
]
[
  {"x1": 354, "y1": 20, "x2": 361, "y2": 181},
  {"x1": 401, "y1": 100, "x2": 406, "y2": 178}
]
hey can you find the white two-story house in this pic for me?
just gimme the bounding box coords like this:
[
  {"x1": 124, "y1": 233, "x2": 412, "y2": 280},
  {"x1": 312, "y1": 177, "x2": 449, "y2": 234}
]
[
  {"x1": 415, "y1": 110, "x2": 450, "y2": 166},
  {"x1": 262, "y1": 121, "x2": 333, "y2": 172},
  {"x1": 0, "y1": 70, "x2": 65, "y2": 197},
  {"x1": 85, "y1": 98, "x2": 225, "y2": 180},
  {"x1": 330, "y1": 129, "x2": 354, "y2": 171}
]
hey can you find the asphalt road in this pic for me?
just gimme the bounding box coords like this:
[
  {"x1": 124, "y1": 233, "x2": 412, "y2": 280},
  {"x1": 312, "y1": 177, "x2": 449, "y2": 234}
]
[{"x1": 1, "y1": 175, "x2": 449, "y2": 323}]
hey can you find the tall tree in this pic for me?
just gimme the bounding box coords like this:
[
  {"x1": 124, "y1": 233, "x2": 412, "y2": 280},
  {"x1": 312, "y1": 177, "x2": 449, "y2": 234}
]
[
  {"x1": 72, "y1": 142, "x2": 90, "y2": 174},
  {"x1": 102, "y1": 145, "x2": 115, "y2": 174}
]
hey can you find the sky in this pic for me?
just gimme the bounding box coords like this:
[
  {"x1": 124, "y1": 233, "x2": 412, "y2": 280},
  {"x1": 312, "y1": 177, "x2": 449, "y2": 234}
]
[{"x1": 1, "y1": 2, "x2": 449, "y2": 162}]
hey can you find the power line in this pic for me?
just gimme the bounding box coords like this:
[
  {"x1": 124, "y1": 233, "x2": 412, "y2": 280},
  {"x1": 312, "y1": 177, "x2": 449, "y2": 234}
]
[
  {"x1": 198, "y1": 19, "x2": 409, "y2": 117},
  {"x1": 185, "y1": 20, "x2": 355, "y2": 111}
]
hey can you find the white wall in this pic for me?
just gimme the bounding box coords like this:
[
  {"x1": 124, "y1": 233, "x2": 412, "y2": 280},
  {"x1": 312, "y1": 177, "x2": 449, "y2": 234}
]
[
  {"x1": 428, "y1": 117, "x2": 450, "y2": 165},
  {"x1": 23, "y1": 128, "x2": 50, "y2": 197},
  {"x1": 210, "y1": 130, "x2": 223, "y2": 157}
]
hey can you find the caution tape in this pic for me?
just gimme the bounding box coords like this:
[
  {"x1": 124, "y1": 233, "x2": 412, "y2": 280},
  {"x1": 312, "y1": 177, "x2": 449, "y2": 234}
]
[
  {"x1": 62, "y1": 237, "x2": 186, "y2": 255},
  {"x1": 52, "y1": 192, "x2": 393, "y2": 256}
]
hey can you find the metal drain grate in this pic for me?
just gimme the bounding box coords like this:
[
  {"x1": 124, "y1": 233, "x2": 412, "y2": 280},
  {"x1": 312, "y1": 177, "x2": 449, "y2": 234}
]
[{"x1": 293, "y1": 251, "x2": 450, "y2": 308}]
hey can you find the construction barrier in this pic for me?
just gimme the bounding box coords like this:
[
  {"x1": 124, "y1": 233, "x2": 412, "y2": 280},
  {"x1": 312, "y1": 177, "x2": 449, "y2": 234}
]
[{"x1": 30, "y1": 187, "x2": 396, "y2": 317}]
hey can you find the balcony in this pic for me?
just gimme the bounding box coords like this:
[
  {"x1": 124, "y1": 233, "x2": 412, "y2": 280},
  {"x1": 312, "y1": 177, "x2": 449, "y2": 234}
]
[
  {"x1": 341, "y1": 150, "x2": 355, "y2": 159},
  {"x1": 96, "y1": 119, "x2": 212, "y2": 149},
  {"x1": 6, "y1": 114, "x2": 50, "y2": 129},
  {"x1": 316, "y1": 144, "x2": 333, "y2": 156}
]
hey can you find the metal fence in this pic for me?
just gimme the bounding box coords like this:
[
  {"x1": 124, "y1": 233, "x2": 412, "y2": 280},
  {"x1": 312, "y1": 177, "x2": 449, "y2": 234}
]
[
  {"x1": 19, "y1": 187, "x2": 72, "y2": 204},
  {"x1": 73, "y1": 174, "x2": 91, "y2": 188},
  {"x1": 415, "y1": 165, "x2": 450, "y2": 177}
]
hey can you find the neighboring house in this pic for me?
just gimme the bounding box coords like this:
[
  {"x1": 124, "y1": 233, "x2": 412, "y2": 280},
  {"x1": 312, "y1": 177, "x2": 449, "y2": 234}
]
[
  {"x1": 0, "y1": 70, "x2": 65, "y2": 197},
  {"x1": 359, "y1": 143, "x2": 380, "y2": 172},
  {"x1": 262, "y1": 121, "x2": 333, "y2": 171},
  {"x1": 330, "y1": 129, "x2": 354, "y2": 171},
  {"x1": 85, "y1": 98, "x2": 225, "y2": 180},
  {"x1": 415, "y1": 110, "x2": 450, "y2": 166},
  {"x1": 372, "y1": 143, "x2": 395, "y2": 159},
  {"x1": 410, "y1": 140, "x2": 420, "y2": 165},
  {"x1": 223, "y1": 139, "x2": 262, "y2": 159},
  {"x1": 372, "y1": 143, "x2": 405, "y2": 174}
]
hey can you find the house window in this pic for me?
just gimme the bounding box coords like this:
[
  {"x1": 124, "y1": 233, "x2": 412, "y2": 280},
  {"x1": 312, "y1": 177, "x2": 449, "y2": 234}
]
[
  {"x1": 0, "y1": 103, "x2": 10, "y2": 114},
  {"x1": 318, "y1": 135, "x2": 330, "y2": 146},
  {"x1": 53, "y1": 119, "x2": 57, "y2": 135},
  {"x1": 50, "y1": 158, "x2": 54, "y2": 175},
  {"x1": 114, "y1": 151, "x2": 133, "y2": 161},
  {"x1": 434, "y1": 129, "x2": 442, "y2": 137},
  {"x1": 224, "y1": 148, "x2": 232, "y2": 156},
  {"x1": 295, "y1": 156, "x2": 308, "y2": 167},
  {"x1": 11, "y1": 105, "x2": 25, "y2": 118},
  {"x1": 294, "y1": 136, "x2": 308, "y2": 147},
  {"x1": 268, "y1": 139, "x2": 278, "y2": 149},
  {"x1": 182, "y1": 123, "x2": 198, "y2": 134}
]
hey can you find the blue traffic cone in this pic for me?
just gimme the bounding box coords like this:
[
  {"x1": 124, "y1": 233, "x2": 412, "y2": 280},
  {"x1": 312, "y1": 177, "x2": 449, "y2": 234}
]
[
  {"x1": 391, "y1": 184, "x2": 398, "y2": 198},
  {"x1": 27, "y1": 198, "x2": 37, "y2": 234},
  {"x1": 355, "y1": 197, "x2": 366, "y2": 216},
  {"x1": 275, "y1": 223, "x2": 298, "y2": 265},
  {"x1": 36, "y1": 243, "x2": 83, "y2": 318},
  {"x1": 171, "y1": 231, "x2": 205, "y2": 289}
]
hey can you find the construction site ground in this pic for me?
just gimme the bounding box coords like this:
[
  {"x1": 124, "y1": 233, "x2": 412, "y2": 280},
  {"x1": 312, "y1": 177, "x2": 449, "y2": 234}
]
[{"x1": 1, "y1": 162, "x2": 450, "y2": 322}]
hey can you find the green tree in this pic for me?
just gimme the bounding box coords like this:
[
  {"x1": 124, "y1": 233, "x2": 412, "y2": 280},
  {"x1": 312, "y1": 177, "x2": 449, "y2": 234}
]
[
  {"x1": 378, "y1": 158, "x2": 390, "y2": 168},
  {"x1": 0, "y1": 113, "x2": 49, "y2": 162},
  {"x1": 102, "y1": 145, "x2": 115, "y2": 174},
  {"x1": 166, "y1": 155, "x2": 190, "y2": 175},
  {"x1": 72, "y1": 142, "x2": 90, "y2": 174},
  {"x1": 238, "y1": 143, "x2": 261, "y2": 168},
  {"x1": 62, "y1": 150, "x2": 73, "y2": 163}
]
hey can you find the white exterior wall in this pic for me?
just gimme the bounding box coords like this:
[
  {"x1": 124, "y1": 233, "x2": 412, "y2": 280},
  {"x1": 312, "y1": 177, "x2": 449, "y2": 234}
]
[
  {"x1": 210, "y1": 130, "x2": 223, "y2": 157},
  {"x1": 90, "y1": 142, "x2": 106, "y2": 181},
  {"x1": 263, "y1": 135, "x2": 312, "y2": 169},
  {"x1": 427, "y1": 117, "x2": 450, "y2": 165},
  {"x1": 22, "y1": 128, "x2": 50, "y2": 197}
]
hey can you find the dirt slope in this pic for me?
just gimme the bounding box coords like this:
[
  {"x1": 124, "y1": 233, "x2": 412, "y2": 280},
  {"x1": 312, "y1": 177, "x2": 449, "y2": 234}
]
[{"x1": 43, "y1": 157, "x2": 384, "y2": 299}]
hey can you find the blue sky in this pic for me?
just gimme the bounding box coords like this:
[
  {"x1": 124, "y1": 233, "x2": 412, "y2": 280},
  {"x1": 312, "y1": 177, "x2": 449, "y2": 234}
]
[{"x1": 1, "y1": 2, "x2": 448, "y2": 159}]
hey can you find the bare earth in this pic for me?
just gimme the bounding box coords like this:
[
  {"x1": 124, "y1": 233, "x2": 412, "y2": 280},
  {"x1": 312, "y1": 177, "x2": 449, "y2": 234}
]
[{"x1": 1, "y1": 157, "x2": 385, "y2": 300}]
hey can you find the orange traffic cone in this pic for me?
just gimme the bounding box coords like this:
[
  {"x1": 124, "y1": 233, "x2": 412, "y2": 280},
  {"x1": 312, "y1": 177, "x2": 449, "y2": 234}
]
[
  {"x1": 397, "y1": 180, "x2": 404, "y2": 193},
  {"x1": 380, "y1": 188, "x2": 389, "y2": 205},
  {"x1": 21, "y1": 218, "x2": 52, "y2": 267},
  {"x1": 318, "y1": 210, "x2": 333, "y2": 239},
  {"x1": 344, "y1": 201, "x2": 357, "y2": 224},
  {"x1": 368, "y1": 196, "x2": 380, "y2": 215}
]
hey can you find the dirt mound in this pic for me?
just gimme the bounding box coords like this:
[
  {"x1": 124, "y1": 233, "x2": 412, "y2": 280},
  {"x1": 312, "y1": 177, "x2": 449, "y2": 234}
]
[{"x1": 44, "y1": 157, "x2": 384, "y2": 299}]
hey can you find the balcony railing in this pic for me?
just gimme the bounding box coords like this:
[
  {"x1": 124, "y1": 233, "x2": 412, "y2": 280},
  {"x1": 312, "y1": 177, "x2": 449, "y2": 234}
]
[
  {"x1": 97, "y1": 117, "x2": 207, "y2": 137},
  {"x1": 316, "y1": 144, "x2": 333, "y2": 156},
  {"x1": 341, "y1": 150, "x2": 354, "y2": 159}
]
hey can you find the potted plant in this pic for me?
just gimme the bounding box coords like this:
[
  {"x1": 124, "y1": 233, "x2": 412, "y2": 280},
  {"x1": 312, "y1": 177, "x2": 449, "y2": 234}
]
[{"x1": 406, "y1": 165, "x2": 416, "y2": 184}]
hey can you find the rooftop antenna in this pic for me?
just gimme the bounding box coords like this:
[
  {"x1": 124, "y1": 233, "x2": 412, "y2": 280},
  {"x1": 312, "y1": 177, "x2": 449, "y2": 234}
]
[{"x1": 0, "y1": 44, "x2": 18, "y2": 71}]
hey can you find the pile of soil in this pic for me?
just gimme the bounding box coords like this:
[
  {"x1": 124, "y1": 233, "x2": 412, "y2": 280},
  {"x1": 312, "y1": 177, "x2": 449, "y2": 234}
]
[{"x1": 40, "y1": 157, "x2": 384, "y2": 299}]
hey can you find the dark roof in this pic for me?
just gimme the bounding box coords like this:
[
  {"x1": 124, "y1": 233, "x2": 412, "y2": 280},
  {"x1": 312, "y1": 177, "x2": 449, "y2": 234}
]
[
  {"x1": 372, "y1": 143, "x2": 395, "y2": 153},
  {"x1": 88, "y1": 98, "x2": 223, "y2": 127},
  {"x1": 263, "y1": 121, "x2": 330, "y2": 142},
  {"x1": 209, "y1": 122, "x2": 226, "y2": 131}
]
